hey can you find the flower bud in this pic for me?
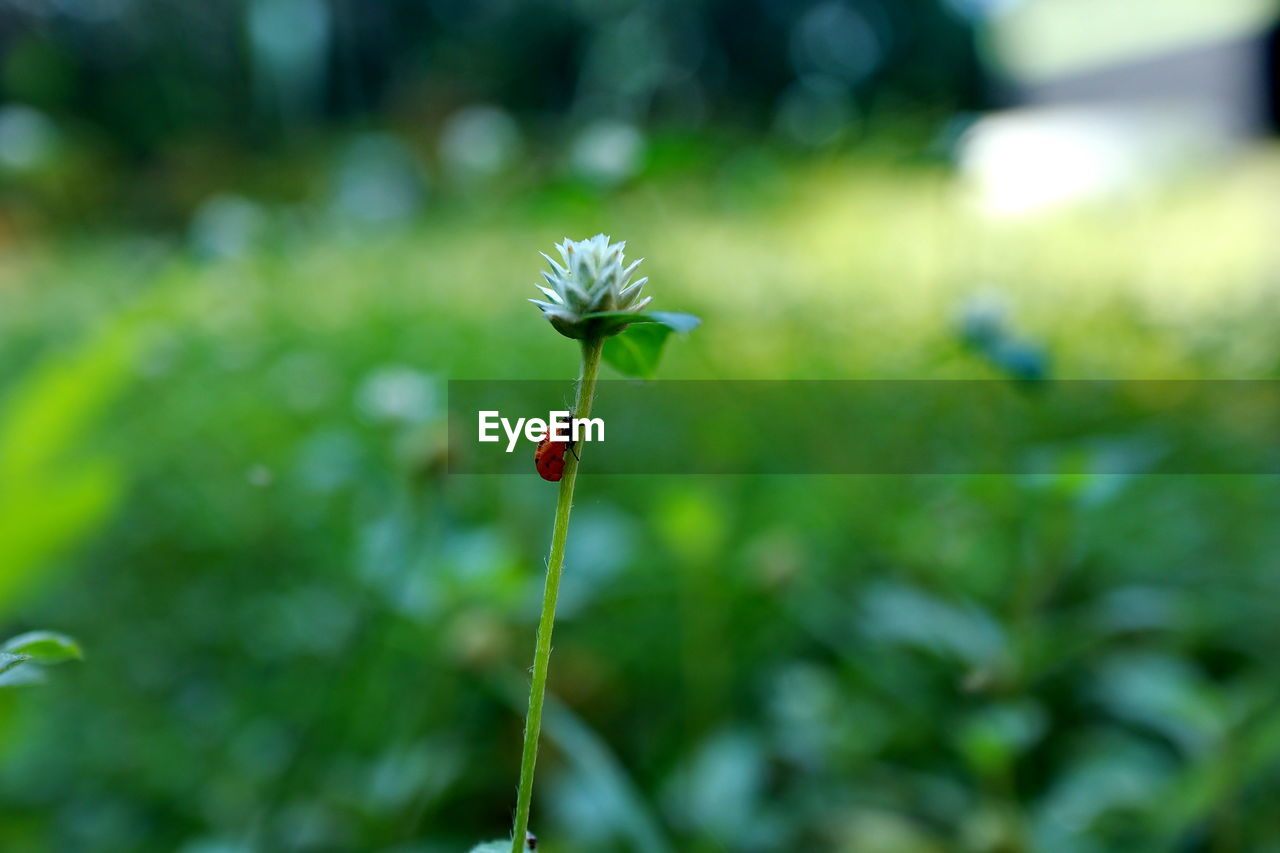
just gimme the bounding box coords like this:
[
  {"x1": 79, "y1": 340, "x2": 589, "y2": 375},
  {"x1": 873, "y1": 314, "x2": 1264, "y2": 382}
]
[{"x1": 530, "y1": 234, "x2": 652, "y2": 340}]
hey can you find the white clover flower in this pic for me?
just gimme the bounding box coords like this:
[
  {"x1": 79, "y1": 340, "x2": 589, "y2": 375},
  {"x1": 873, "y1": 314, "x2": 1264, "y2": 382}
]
[{"x1": 531, "y1": 234, "x2": 652, "y2": 340}]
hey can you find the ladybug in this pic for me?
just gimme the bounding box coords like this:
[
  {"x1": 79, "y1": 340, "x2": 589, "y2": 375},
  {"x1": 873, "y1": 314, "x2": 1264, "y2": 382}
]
[{"x1": 534, "y1": 431, "x2": 577, "y2": 482}]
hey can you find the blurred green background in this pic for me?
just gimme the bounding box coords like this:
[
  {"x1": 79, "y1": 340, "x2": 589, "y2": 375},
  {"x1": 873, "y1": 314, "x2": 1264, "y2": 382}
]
[{"x1": 3, "y1": 1, "x2": 1280, "y2": 851}]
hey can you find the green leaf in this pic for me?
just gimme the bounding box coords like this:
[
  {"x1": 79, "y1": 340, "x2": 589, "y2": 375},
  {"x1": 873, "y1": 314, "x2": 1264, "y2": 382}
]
[
  {"x1": 2, "y1": 630, "x2": 83, "y2": 664},
  {"x1": 0, "y1": 652, "x2": 30, "y2": 676},
  {"x1": 581, "y1": 310, "x2": 701, "y2": 338},
  {"x1": 644, "y1": 311, "x2": 701, "y2": 333},
  {"x1": 0, "y1": 661, "x2": 45, "y2": 688},
  {"x1": 604, "y1": 323, "x2": 673, "y2": 378}
]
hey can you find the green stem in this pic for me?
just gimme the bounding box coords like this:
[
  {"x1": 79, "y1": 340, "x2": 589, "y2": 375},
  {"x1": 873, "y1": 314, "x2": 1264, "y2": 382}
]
[{"x1": 510, "y1": 336, "x2": 604, "y2": 853}]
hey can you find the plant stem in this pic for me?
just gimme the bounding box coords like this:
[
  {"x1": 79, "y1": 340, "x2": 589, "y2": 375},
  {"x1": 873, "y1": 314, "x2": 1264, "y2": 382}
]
[{"x1": 510, "y1": 336, "x2": 604, "y2": 853}]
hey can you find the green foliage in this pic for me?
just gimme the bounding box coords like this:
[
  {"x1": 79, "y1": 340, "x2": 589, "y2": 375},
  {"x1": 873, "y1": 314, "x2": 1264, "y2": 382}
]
[
  {"x1": 0, "y1": 631, "x2": 81, "y2": 689},
  {"x1": 0, "y1": 653, "x2": 28, "y2": 677},
  {"x1": 600, "y1": 313, "x2": 701, "y2": 377},
  {"x1": 2, "y1": 631, "x2": 82, "y2": 664},
  {"x1": 0, "y1": 322, "x2": 134, "y2": 616},
  {"x1": 583, "y1": 310, "x2": 701, "y2": 339},
  {"x1": 0, "y1": 156, "x2": 1278, "y2": 851},
  {"x1": 602, "y1": 324, "x2": 672, "y2": 379}
]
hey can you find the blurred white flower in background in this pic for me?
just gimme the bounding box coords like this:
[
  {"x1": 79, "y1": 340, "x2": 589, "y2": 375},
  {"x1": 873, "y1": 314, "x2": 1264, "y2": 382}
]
[
  {"x1": 188, "y1": 194, "x2": 268, "y2": 261},
  {"x1": 247, "y1": 0, "x2": 330, "y2": 121},
  {"x1": 570, "y1": 120, "x2": 645, "y2": 186},
  {"x1": 331, "y1": 133, "x2": 427, "y2": 226},
  {"x1": 355, "y1": 365, "x2": 438, "y2": 424},
  {"x1": 438, "y1": 105, "x2": 523, "y2": 181},
  {"x1": 774, "y1": 75, "x2": 857, "y2": 147},
  {"x1": 0, "y1": 104, "x2": 59, "y2": 172},
  {"x1": 789, "y1": 1, "x2": 884, "y2": 86}
]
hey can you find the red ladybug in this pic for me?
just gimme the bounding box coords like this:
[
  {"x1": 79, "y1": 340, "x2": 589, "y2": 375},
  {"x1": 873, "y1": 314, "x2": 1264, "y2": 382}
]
[{"x1": 534, "y1": 431, "x2": 577, "y2": 482}]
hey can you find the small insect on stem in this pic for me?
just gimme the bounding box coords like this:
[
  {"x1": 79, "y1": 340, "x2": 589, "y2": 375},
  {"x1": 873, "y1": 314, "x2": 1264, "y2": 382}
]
[
  {"x1": 533, "y1": 430, "x2": 578, "y2": 482},
  {"x1": 525, "y1": 831, "x2": 537, "y2": 850}
]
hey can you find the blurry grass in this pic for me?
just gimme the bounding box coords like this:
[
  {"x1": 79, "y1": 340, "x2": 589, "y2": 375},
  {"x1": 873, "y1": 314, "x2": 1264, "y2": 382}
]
[
  {"x1": 0, "y1": 150, "x2": 1279, "y2": 851},
  {"x1": 3, "y1": 149, "x2": 1278, "y2": 383}
]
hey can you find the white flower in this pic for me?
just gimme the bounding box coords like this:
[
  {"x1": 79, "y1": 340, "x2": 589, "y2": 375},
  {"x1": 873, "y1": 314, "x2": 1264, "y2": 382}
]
[{"x1": 530, "y1": 234, "x2": 652, "y2": 339}]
